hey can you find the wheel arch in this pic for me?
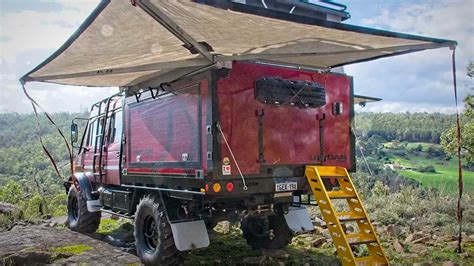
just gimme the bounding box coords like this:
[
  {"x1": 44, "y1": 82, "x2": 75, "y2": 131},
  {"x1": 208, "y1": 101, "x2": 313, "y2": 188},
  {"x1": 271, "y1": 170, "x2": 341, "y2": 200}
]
[{"x1": 71, "y1": 172, "x2": 95, "y2": 201}]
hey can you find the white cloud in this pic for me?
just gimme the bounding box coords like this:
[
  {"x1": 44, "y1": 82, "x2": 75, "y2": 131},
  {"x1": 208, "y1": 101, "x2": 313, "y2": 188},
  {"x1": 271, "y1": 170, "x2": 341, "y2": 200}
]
[
  {"x1": 0, "y1": 0, "x2": 114, "y2": 114},
  {"x1": 347, "y1": 0, "x2": 473, "y2": 113},
  {"x1": 0, "y1": 82, "x2": 117, "y2": 113},
  {"x1": 0, "y1": 1, "x2": 97, "y2": 63},
  {"x1": 355, "y1": 101, "x2": 458, "y2": 114}
]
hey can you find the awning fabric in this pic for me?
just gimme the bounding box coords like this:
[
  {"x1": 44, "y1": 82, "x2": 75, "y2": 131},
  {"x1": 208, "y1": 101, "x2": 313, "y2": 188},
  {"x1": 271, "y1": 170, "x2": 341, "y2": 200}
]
[
  {"x1": 21, "y1": 0, "x2": 456, "y2": 87},
  {"x1": 353, "y1": 95, "x2": 382, "y2": 105}
]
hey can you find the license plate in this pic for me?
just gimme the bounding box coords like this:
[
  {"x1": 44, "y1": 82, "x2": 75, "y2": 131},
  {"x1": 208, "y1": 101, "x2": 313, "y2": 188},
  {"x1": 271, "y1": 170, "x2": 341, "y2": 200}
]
[{"x1": 275, "y1": 182, "x2": 297, "y2": 192}]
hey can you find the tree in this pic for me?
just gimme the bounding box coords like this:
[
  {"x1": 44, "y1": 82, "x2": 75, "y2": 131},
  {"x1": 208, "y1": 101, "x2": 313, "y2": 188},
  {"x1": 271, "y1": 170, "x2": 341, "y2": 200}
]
[
  {"x1": 441, "y1": 61, "x2": 474, "y2": 165},
  {"x1": 468, "y1": 61, "x2": 474, "y2": 79}
]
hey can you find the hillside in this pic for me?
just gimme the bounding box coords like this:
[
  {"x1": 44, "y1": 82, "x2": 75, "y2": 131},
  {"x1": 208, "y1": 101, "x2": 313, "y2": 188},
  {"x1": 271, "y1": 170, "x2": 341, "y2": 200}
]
[
  {"x1": 355, "y1": 112, "x2": 456, "y2": 144},
  {"x1": 382, "y1": 142, "x2": 474, "y2": 195},
  {"x1": 0, "y1": 111, "x2": 473, "y2": 265},
  {"x1": 354, "y1": 112, "x2": 473, "y2": 195}
]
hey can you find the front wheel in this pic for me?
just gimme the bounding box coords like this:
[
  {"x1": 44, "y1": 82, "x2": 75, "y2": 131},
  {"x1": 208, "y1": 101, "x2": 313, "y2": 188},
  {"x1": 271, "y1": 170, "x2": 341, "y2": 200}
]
[
  {"x1": 66, "y1": 186, "x2": 101, "y2": 233},
  {"x1": 241, "y1": 214, "x2": 293, "y2": 250},
  {"x1": 134, "y1": 195, "x2": 178, "y2": 265}
]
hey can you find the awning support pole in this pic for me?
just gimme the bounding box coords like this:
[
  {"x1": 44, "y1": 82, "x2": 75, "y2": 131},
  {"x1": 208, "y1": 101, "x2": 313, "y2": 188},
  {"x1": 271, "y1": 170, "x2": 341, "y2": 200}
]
[
  {"x1": 451, "y1": 48, "x2": 464, "y2": 254},
  {"x1": 137, "y1": 0, "x2": 214, "y2": 62}
]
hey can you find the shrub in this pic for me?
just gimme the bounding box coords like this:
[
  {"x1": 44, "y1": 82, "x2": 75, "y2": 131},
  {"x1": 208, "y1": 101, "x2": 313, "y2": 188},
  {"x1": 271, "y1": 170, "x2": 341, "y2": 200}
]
[{"x1": 416, "y1": 165, "x2": 436, "y2": 173}]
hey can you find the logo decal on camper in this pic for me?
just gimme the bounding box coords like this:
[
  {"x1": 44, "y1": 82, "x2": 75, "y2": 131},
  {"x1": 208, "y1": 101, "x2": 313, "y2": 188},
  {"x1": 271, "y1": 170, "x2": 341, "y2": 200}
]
[
  {"x1": 222, "y1": 157, "x2": 230, "y2": 165},
  {"x1": 310, "y1": 154, "x2": 347, "y2": 163},
  {"x1": 222, "y1": 165, "x2": 231, "y2": 175}
]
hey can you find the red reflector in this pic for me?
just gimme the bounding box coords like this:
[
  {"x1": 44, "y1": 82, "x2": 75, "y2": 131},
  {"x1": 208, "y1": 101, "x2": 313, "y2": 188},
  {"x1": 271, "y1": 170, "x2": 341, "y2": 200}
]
[
  {"x1": 226, "y1": 182, "x2": 234, "y2": 192},
  {"x1": 205, "y1": 184, "x2": 209, "y2": 192}
]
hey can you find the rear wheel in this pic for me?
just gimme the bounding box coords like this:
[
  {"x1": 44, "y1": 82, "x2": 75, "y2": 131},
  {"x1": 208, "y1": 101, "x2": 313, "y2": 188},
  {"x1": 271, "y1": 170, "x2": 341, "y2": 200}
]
[
  {"x1": 66, "y1": 186, "x2": 101, "y2": 233},
  {"x1": 134, "y1": 195, "x2": 178, "y2": 265},
  {"x1": 241, "y1": 214, "x2": 293, "y2": 249}
]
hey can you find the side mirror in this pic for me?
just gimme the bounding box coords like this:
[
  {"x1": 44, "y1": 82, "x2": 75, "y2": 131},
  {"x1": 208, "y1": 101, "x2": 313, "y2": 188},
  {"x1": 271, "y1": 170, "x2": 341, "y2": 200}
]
[{"x1": 71, "y1": 123, "x2": 78, "y2": 143}]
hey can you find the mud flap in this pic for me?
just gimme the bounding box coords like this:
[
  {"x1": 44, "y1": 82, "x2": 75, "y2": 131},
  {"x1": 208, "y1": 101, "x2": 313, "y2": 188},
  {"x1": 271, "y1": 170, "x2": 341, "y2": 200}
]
[
  {"x1": 284, "y1": 206, "x2": 314, "y2": 232},
  {"x1": 86, "y1": 199, "x2": 101, "y2": 212},
  {"x1": 170, "y1": 220, "x2": 210, "y2": 251}
]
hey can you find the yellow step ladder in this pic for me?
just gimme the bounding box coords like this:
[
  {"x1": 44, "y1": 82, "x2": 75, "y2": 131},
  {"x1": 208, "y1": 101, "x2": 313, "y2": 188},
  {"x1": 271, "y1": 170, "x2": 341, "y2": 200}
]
[{"x1": 305, "y1": 166, "x2": 389, "y2": 266}]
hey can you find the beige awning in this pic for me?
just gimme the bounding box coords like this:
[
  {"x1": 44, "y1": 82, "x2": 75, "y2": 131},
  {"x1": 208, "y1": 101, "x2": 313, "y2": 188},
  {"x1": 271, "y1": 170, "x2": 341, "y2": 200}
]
[
  {"x1": 354, "y1": 95, "x2": 382, "y2": 105},
  {"x1": 21, "y1": 0, "x2": 456, "y2": 87}
]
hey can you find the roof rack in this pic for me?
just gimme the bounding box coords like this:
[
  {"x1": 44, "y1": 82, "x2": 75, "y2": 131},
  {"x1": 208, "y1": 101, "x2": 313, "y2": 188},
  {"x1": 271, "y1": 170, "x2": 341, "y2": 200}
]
[{"x1": 226, "y1": 0, "x2": 351, "y2": 21}]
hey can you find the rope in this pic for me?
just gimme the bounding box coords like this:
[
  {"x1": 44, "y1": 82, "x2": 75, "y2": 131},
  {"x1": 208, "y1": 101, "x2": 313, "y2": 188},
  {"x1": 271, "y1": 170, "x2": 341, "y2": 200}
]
[
  {"x1": 451, "y1": 48, "x2": 464, "y2": 253},
  {"x1": 351, "y1": 127, "x2": 374, "y2": 177},
  {"x1": 216, "y1": 122, "x2": 248, "y2": 190},
  {"x1": 21, "y1": 83, "x2": 74, "y2": 181}
]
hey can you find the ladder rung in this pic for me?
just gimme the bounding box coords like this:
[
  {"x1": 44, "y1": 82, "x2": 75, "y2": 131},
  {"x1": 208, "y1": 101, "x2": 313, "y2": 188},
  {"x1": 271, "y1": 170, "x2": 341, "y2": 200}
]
[
  {"x1": 336, "y1": 212, "x2": 367, "y2": 222},
  {"x1": 355, "y1": 256, "x2": 386, "y2": 264},
  {"x1": 319, "y1": 176, "x2": 346, "y2": 180},
  {"x1": 350, "y1": 240, "x2": 377, "y2": 246},
  {"x1": 327, "y1": 190, "x2": 356, "y2": 199},
  {"x1": 339, "y1": 217, "x2": 367, "y2": 222},
  {"x1": 346, "y1": 233, "x2": 375, "y2": 241},
  {"x1": 315, "y1": 166, "x2": 348, "y2": 177}
]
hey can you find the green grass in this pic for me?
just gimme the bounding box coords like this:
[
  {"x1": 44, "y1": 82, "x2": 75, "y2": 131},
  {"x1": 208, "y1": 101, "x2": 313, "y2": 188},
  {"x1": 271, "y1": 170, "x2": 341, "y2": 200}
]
[
  {"x1": 97, "y1": 218, "x2": 127, "y2": 235},
  {"x1": 383, "y1": 143, "x2": 474, "y2": 195},
  {"x1": 50, "y1": 244, "x2": 93, "y2": 254},
  {"x1": 405, "y1": 142, "x2": 440, "y2": 151},
  {"x1": 48, "y1": 244, "x2": 93, "y2": 262}
]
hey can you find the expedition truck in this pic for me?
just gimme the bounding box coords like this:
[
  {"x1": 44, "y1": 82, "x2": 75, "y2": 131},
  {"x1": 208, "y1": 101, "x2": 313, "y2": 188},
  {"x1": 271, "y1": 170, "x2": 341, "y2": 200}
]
[
  {"x1": 68, "y1": 61, "x2": 355, "y2": 264},
  {"x1": 20, "y1": 0, "x2": 456, "y2": 265}
]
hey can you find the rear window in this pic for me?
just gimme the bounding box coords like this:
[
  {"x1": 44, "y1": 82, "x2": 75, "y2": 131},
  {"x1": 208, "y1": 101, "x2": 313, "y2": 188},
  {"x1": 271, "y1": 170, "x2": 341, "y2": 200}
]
[{"x1": 127, "y1": 85, "x2": 201, "y2": 168}]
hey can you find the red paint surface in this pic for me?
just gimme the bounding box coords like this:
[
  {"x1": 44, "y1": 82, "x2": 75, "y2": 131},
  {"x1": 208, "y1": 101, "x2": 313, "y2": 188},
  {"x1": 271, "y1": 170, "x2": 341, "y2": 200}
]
[
  {"x1": 123, "y1": 80, "x2": 209, "y2": 174},
  {"x1": 217, "y1": 62, "x2": 353, "y2": 175},
  {"x1": 77, "y1": 62, "x2": 353, "y2": 186}
]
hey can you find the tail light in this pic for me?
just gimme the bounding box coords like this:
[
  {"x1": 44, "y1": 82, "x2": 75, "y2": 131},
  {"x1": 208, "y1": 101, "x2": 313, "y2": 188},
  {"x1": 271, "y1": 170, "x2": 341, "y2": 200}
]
[
  {"x1": 226, "y1": 182, "x2": 234, "y2": 192},
  {"x1": 212, "y1": 182, "x2": 221, "y2": 193}
]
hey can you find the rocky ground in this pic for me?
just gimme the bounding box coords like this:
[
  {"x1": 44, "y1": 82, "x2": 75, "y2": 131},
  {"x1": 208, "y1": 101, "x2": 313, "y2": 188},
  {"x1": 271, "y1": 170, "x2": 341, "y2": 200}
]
[
  {"x1": 0, "y1": 218, "x2": 139, "y2": 265},
  {"x1": 0, "y1": 215, "x2": 473, "y2": 265}
]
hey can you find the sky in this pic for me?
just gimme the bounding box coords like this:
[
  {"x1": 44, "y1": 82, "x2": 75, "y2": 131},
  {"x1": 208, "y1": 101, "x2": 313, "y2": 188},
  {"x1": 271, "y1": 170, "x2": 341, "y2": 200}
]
[{"x1": 0, "y1": 0, "x2": 473, "y2": 114}]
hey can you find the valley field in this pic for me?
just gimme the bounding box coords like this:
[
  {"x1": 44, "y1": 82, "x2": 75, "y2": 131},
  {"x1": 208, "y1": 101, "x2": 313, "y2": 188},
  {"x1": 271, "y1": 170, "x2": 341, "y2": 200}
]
[{"x1": 382, "y1": 142, "x2": 474, "y2": 195}]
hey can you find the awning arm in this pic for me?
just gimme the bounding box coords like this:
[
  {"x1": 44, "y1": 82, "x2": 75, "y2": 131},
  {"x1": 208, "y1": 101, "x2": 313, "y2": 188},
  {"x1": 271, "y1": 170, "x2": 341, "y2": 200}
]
[
  {"x1": 24, "y1": 42, "x2": 454, "y2": 83},
  {"x1": 22, "y1": 58, "x2": 210, "y2": 83},
  {"x1": 214, "y1": 42, "x2": 454, "y2": 62},
  {"x1": 137, "y1": 0, "x2": 214, "y2": 62}
]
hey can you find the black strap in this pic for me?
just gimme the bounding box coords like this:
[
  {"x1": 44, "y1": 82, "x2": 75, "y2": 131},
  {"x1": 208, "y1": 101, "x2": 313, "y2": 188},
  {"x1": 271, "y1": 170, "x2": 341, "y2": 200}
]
[
  {"x1": 21, "y1": 83, "x2": 74, "y2": 180},
  {"x1": 451, "y1": 49, "x2": 464, "y2": 253}
]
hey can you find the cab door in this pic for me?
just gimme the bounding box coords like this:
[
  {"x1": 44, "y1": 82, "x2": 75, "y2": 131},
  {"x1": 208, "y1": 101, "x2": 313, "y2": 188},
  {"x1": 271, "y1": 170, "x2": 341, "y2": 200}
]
[
  {"x1": 104, "y1": 108, "x2": 123, "y2": 185},
  {"x1": 82, "y1": 116, "x2": 102, "y2": 177}
]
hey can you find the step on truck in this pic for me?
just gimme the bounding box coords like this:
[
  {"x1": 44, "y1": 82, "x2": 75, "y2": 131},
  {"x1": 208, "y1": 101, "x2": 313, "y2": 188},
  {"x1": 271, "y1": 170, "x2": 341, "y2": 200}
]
[{"x1": 68, "y1": 61, "x2": 355, "y2": 263}]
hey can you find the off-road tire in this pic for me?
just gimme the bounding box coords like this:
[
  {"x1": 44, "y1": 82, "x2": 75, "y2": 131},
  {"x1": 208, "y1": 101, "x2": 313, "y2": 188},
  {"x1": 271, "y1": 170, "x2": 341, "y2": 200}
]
[
  {"x1": 134, "y1": 195, "x2": 178, "y2": 265},
  {"x1": 66, "y1": 186, "x2": 101, "y2": 233},
  {"x1": 241, "y1": 214, "x2": 293, "y2": 249}
]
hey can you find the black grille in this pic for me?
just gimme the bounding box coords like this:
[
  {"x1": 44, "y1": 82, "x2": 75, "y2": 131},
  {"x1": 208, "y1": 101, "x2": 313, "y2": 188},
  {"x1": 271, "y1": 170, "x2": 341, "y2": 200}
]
[{"x1": 255, "y1": 77, "x2": 326, "y2": 108}]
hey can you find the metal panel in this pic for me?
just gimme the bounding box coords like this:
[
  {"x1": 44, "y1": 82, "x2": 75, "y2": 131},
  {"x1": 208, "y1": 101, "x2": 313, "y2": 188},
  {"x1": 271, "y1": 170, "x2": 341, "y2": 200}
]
[
  {"x1": 217, "y1": 62, "x2": 354, "y2": 175},
  {"x1": 284, "y1": 206, "x2": 314, "y2": 232},
  {"x1": 170, "y1": 220, "x2": 210, "y2": 251}
]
